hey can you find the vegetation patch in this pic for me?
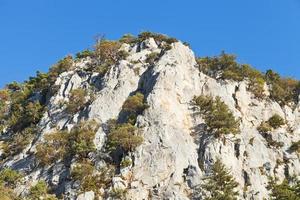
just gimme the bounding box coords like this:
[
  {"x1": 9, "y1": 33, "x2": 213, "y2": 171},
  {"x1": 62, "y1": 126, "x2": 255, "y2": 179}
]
[
  {"x1": 122, "y1": 92, "x2": 148, "y2": 124},
  {"x1": 200, "y1": 158, "x2": 239, "y2": 200},
  {"x1": 193, "y1": 95, "x2": 240, "y2": 138},
  {"x1": 94, "y1": 39, "x2": 121, "y2": 65},
  {"x1": 197, "y1": 52, "x2": 300, "y2": 103},
  {"x1": 145, "y1": 52, "x2": 160, "y2": 65},
  {"x1": 107, "y1": 123, "x2": 143, "y2": 152},
  {"x1": 257, "y1": 114, "x2": 285, "y2": 148},
  {"x1": 66, "y1": 88, "x2": 87, "y2": 114},
  {"x1": 76, "y1": 49, "x2": 94, "y2": 59},
  {"x1": 28, "y1": 180, "x2": 57, "y2": 200},
  {"x1": 0, "y1": 168, "x2": 23, "y2": 200},
  {"x1": 289, "y1": 140, "x2": 300, "y2": 153},
  {"x1": 71, "y1": 160, "x2": 115, "y2": 194},
  {"x1": 36, "y1": 120, "x2": 99, "y2": 166},
  {"x1": 267, "y1": 178, "x2": 300, "y2": 200}
]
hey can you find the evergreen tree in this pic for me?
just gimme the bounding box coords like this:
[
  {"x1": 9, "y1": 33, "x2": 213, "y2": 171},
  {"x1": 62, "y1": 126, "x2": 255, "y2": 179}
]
[
  {"x1": 201, "y1": 158, "x2": 239, "y2": 200},
  {"x1": 268, "y1": 178, "x2": 300, "y2": 200}
]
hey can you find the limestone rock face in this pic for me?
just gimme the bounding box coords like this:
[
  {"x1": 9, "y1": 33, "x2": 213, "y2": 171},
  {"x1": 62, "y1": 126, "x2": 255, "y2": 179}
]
[{"x1": 1, "y1": 37, "x2": 300, "y2": 200}]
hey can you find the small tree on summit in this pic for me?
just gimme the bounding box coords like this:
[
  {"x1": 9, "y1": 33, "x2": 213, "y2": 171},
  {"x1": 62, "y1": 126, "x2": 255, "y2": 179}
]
[{"x1": 201, "y1": 158, "x2": 239, "y2": 200}]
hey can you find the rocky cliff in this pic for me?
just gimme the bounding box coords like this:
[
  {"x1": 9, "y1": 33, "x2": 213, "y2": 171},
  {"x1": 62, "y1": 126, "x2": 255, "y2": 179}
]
[{"x1": 0, "y1": 34, "x2": 300, "y2": 200}]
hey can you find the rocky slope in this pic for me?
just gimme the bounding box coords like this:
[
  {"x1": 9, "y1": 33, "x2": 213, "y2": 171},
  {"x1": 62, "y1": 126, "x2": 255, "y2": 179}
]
[{"x1": 1, "y1": 35, "x2": 300, "y2": 200}]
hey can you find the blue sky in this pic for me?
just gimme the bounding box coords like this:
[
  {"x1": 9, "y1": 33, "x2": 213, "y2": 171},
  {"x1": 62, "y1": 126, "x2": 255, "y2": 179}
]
[{"x1": 0, "y1": 0, "x2": 299, "y2": 87}]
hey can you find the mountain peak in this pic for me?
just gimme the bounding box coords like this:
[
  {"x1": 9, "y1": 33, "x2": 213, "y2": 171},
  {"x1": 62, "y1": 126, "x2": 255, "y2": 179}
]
[{"x1": 0, "y1": 32, "x2": 300, "y2": 200}]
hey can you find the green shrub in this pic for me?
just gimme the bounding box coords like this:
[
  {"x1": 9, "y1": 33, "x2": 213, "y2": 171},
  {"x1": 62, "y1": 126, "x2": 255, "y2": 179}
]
[
  {"x1": 119, "y1": 34, "x2": 138, "y2": 44},
  {"x1": 66, "y1": 88, "x2": 87, "y2": 114},
  {"x1": 71, "y1": 161, "x2": 115, "y2": 192},
  {"x1": 264, "y1": 136, "x2": 284, "y2": 148},
  {"x1": 94, "y1": 39, "x2": 121, "y2": 64},
  {"x1": 138, "y1": 32, "x2": 177, "y2": 44},
  {"x1": 201, "y1": 158, "x2": 239, "y2": 200},
  {"x1": 76, "y1": 49, "x2": 94, "y2": 59},
  {"x1": 2, "y1": 126, "x2": 37, "y2": 159},
  {"x1": 145, "y1": 52, "x2": 160, "y2": 64},
  {"x1": 265, "y1": 70, "x2": 300, "y2": 106},
  {"x1": 196, "y1": 53, "x2": 266, "y2": 99},
  {"x1": 268, "y1": 114, "x2": 285, "y2": 129},
  {"x1": 257, "y1": 114, "x2": 285, "y2": 135},
  {"x1": 122, "y1": 92, "x2": 148, "y2": 124},
  {"x1": 117, "y1": 50, "x2": 129, "y2": 60},
  {"x1": 36, "y1": 130, "x2": 69, "y2": 166},
  {"x1": 257, "y1": 116, "x2": 285, "y2": 148},
  {"x1": 0, "y1": 168, "x2": 22, "y2": 188},
  {"x1": 28, "y1": 180, "x2": 57, "y2": 200},
  {"x1": 108, "y1": 123, "x2": 143, "y2": 152},
  {"x1": 193, "y1": 95, "x2": 240, "y2": 137},
  {"x1": 289, "y1": 140, "x2": 300, "y2": 153},
  {"x1": 24, "y1": 102, "x2": 44, "y2": 125},
  {"x1": 94, "y1": 63, "x2": 111, "y2": 77},
  {"x1": 71, "y1": 161, "x2": 94, "y2": 183},
  {"x1": 120, "y1": 158, "x2": 132, "y2": 168},
  {"x1": 267, "y1": 178, "x2": 300, "y2": 200},
  {"x1": 36, "y1": 120, "x2": 99, "y2": 166},
  {"x1": 48, "y1": 56, "x2": 73, "y2": 84},
  {"x1": 257, "y1": 122, "x2": 272, "y2": 134},
  {"x1": 192, "y1": 95, "x2": 214, "y2": 114},
  {"x1": 68, "y1": 120, "x2": 99, "y2": 158}
]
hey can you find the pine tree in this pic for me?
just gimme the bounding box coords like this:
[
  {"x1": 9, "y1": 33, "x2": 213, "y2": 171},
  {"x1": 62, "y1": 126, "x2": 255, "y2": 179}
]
[
  {"x1": 268, "y1": 178, "x2": 300, "y2": 200},
  {"x1": 201, "y1": 158, "x2": 239, "y2": 200}
]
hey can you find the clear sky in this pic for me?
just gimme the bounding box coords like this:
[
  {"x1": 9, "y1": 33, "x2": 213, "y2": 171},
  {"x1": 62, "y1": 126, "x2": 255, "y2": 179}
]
[{"x1": 0, "y1": 0, "x2": 299, "y2": 87}]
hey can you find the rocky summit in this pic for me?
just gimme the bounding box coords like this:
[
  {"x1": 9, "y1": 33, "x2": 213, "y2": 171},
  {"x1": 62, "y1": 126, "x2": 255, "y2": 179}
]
[{"x1": 0, "y1": 33, "x2": 299, "y2": 200}]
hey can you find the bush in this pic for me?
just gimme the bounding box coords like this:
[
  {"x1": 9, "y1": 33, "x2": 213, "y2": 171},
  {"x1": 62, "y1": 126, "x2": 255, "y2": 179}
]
[
  {"x1": 2, "y1": 126, "x2": 36, "y2": 158},
  {"x1": 119, "y1": 34, "x2": 138, "y2": 44},
  {"x1": 71, "y1": 161, "x2": 94, "y2": 183},
  {"x1": 120, "y1": 158, "x2": 132, "y2": 168},
  {"x1": 0, "y1": 168, "x2": 22, "y2": 188},
  {"x1": 66, "y1": 88, "x2": 87, "y2": 114},
  {"x1": 257, "y1": 122, "x2": 272, "y2": 134},
  {"x1": 36, "y1": 130, "x2": 69, "y2": 166},
  {"x1": 201, "y1": 158, "x2": 239, "y2": 200},
  {"x1": 192, "y1": 95, "x2": 214, "y2": 114},
  {"x1": 193, "y1": 95, "x2": 240, "y2": 137},
  {"x1": 76, "y1": 49, "x2": 94, "y2": 59},
  {"x1": 268, "y1": 114, "x2": 285, "y2": 129},
  {"x1": 36, "y1": 120, "x2": 99, "y2": 166},
  {"x1": 117, "y1": 50, "x2": 129, "y2": 60},
  {"x1": 267, "y1": 178, "x2": 300, "y2": 200},
  {"x1": 71, "y1": 161, "x2": 115, "y2": 192},
  {"x1": 68, "y1": 120, "x2": 99, "y2": 158},
  {"x1": 257, "y1": 114, "x2": 285, "y2": 136},
  {"x1": 265, "y1": 70, "x2": 300, "y2": 106},
  {"x1": 108, "y1": 123, "x2": 143, "y2": 152},
  {"x1": 49, "y1": 56, "x2": 73, "y2": 84},
  {"x1": 28, "y1": 180, "x2": 57, "y2": 200},
  {"x1": 145, "y1": 52, "x2": 160, "y2": 64},
  {"x1": 94, "y1": 39, "x2": 121, "y2": 64},
  {"x1": 257, "y1": 115, "x2": 285, "y2": 148},
  {"x1": 138, "y1": 32, "x2": 177, "y2": 45},
  {"x1": 196, "y1": 53, "x2": 266, "y2": 99},
  {"x1": 24, "y1": 101, "x2": 44, "y2": 125},
  {"x1": 122, "y1": 92, "x2": 148, "y2": 124},
  {"x1": 289, "y1": 140, "x2": 300, "y2": 153}
]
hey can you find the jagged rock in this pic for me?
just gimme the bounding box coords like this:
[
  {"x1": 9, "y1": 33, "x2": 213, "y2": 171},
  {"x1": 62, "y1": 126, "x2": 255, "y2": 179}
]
[
  {"x1": 1, "y1": 37, "x2": 300, "y2": 200},
  {"x1": 112, "y1": 177, "x2": 127, "y2": 190}
]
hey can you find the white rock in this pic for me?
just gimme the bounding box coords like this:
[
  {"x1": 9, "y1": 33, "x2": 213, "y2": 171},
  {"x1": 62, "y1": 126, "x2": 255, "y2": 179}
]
[{"x1": 76, "y1": 191, "x2": 95, "y2": 200}]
